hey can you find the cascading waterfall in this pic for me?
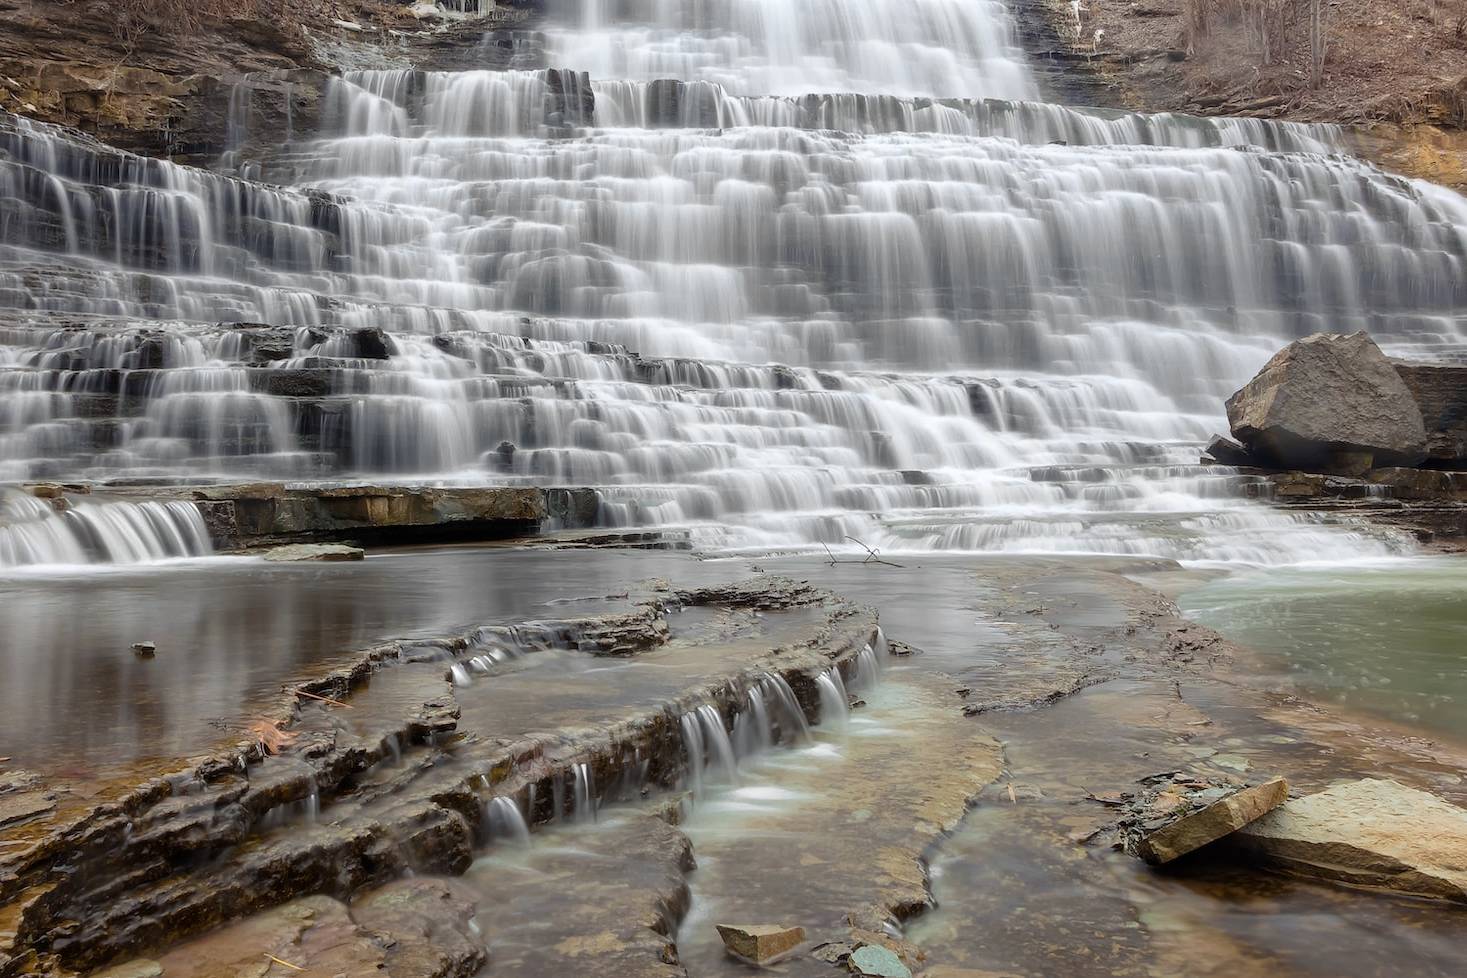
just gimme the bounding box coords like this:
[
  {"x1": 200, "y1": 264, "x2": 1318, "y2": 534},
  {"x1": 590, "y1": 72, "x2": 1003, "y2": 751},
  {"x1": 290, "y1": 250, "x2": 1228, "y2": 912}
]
[
  {"x1": 0, "y1": 487, "x2": 212, "y2": 568},
  {"x1": 3, "y1": 0, "x2": 1466, "y2": 562},
  {"x1": 485, "y1": 796, "x2": 533, "y2": 846},
  {"x1": 816, "y1": 668, "x2": 851, "y2": 728}
]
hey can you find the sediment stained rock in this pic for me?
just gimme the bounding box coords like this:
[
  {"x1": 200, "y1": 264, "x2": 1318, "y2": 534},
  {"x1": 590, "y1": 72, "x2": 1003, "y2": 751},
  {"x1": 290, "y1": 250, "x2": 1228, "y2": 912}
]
[{"x1": 1235, "y1": 778, "x2": 1467, "y2": 902}]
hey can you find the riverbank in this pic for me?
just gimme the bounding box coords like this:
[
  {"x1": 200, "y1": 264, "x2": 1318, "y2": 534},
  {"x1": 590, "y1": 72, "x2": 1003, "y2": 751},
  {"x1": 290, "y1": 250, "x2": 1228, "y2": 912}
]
[
  {"x1": 1013, "y1": 0, "x2": 1467, "y2": 189},
  {"x1": 5, "y1": 547, "x2": 1466, "y2": 976}
]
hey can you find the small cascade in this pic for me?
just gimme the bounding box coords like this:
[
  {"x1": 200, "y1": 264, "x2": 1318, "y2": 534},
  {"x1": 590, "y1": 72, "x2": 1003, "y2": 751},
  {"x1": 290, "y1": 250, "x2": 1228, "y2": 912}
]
[
  {"x1": 852, "y1": 642, "x2": 883, "y2": 692},
  {"x1": 696, "y1": 704, "x2": 738, "y2": 785},
  {"x1": 485, "y1": 796, "x2": 533, "y2": 846},
  {"x1": 680, "y1": 710, "x2": 706, "y2": 799},
  {"x1": 761, "y1": 672, "x2": 812, "y2": 745},
  {"x1": 0, "y1": 488, "x2": 212, "y2": 569},
  {"x1": 816, "y1": 668, "x2": 851, "y2": 728},
  {"x1": 551, "y1": 768, "x2": 567, "y2": 822},
  {"x1": 733, "y1": 685, "x2": 773, "y2": 758},
  {"x1": 571, "y1": 762, "x2": 597, "y2": 823}
]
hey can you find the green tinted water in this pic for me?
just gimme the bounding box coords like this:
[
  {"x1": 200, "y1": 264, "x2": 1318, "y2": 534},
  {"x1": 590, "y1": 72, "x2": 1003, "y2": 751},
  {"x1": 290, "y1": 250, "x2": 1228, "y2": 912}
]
[{"x1": 1179, "y1": 557, "x2": 1467, "y2": 741}]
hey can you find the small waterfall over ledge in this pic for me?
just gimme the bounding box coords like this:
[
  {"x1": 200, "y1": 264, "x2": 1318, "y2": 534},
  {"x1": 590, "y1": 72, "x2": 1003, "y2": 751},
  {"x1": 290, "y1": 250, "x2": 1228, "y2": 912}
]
[
  {"x1": 0, "y1": 487, "x2": 212, "y2": 568},
  {"x1": 1, "y1": 0, "x2": 1465, "y2": 564}
]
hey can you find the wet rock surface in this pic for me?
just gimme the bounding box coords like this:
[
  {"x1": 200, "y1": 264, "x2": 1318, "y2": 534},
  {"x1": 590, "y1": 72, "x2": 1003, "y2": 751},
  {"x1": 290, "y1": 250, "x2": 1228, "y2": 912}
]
[
  {"x1": 6, "y1": 555, "x2": 1467, "y2": 978},
  {"x1": 0, "y1": 573, "x2": 877, "y2": 975},
  {"x1": 260, "y1": 543, "x2": 365, "y2": 562},
  {"x1": 1235, "y1": 778, "x2": 1467, "y2": 902},
  {"x1": 92, "y1": 878, "x2": 486, "y2": 978},
  {"x1": 1119, "y1": 774, "x2": 1289, "y2": 865},
  {"x1": 714, "y1": 923, "x2": 806, "y2": 964}
]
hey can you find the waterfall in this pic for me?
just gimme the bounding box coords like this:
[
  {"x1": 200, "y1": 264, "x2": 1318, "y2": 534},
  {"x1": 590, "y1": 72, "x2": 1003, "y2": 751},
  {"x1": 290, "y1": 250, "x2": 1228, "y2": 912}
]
[
  {"x1": 3, "y1": 0, "x2": 1466, "y2": 563},
  {"x1": 485, "y1": 796, "x2": 533, "y2": 845},
  {"x1": 816, "y1": 668, "x2": 851, "y2": 728},
  {"x1": 0, "y1": 488, "x2": 212, "y2": 568}
]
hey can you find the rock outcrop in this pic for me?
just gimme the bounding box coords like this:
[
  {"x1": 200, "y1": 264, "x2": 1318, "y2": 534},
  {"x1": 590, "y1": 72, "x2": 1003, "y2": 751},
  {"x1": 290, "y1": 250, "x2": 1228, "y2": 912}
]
[
  {"x1": 1123, "y1": 776, "x2": 1289, "y2": 865},
  {"x1": 1226, "y1": 332, "x2": 1428, "y2": 474},
  {"x1": 1235, "y1": 778, "x2": 1467, "y2": 902},
  {"x1": 1390, "y1": 360, "x2": 1467, "y2": 468}
]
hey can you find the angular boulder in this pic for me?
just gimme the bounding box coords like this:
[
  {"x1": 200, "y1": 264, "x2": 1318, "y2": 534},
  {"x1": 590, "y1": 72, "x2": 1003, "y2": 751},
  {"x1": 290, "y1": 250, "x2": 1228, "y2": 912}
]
[
  {"x1": 1226, "y1": 332, "x2": 1427, "y2": 472},
  {"x1": 715, "y1": 923, "x2": 806, "y2": 963},
  {"x1": 1201, "y1": 433, "x2": 1254, "y2": 467},
  {"x1": 1124, "y1": 776, "x2": 1289, "y2": 865},
  {"x1": 1235, "y1": 778, "x2": 1467, "y2": 902}
]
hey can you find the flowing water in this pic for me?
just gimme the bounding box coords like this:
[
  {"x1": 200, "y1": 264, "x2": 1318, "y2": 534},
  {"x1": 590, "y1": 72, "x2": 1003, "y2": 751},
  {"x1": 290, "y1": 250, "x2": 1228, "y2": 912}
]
[
  {"x1": 1180, "y1": 556, "x2": 1467, "y2": 741},
  {"x1": 3, "y1": 0, "x2": 1466, "y2": 564}
]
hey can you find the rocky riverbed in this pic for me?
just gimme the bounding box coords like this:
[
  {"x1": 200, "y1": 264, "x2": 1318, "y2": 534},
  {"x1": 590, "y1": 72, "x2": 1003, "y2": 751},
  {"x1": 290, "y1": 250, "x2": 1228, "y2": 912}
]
[{"x1": 5, "y1": 549, "x2": 1467, "y2": 977}]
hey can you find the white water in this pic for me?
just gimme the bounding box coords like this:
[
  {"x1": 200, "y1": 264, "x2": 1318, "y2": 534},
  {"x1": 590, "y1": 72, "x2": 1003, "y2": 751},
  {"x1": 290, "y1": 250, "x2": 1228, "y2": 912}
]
[
  {"x1": 0, "y1": 486, "x2": 212, "y2": 568},
  {"x1": 3, "y1": 0, "x2": 1466, "y2": 563}
]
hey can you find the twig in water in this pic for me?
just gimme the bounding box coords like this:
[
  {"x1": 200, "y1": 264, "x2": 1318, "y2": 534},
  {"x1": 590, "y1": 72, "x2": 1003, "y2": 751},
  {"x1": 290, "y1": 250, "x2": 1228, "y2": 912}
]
[
  {"x1": 264, "y1": 953, "x2": 305, "y2": 971},
  {"x1": 292, "y1": 687, "x2": 353, "y2": 709}
]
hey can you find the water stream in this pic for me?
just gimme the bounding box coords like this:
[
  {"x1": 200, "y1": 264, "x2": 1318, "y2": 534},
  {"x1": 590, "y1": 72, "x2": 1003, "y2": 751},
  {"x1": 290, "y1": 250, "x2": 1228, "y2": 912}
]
[{"x1": 4, "y1": 5, "x2": 1467, "y2": 973}]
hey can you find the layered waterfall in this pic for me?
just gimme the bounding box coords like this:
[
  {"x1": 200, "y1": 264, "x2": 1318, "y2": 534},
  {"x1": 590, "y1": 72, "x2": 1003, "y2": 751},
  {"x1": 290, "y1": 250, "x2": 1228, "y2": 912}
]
[{"x1": 2, "y1": 0, "x2": 1466, "y2": 562}]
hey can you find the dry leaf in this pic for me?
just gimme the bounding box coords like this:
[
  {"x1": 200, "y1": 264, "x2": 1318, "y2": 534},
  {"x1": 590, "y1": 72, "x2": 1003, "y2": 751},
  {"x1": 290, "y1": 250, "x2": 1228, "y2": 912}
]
[{"x1": 246, "y1": 719, "x2": 298, "y2": 755}]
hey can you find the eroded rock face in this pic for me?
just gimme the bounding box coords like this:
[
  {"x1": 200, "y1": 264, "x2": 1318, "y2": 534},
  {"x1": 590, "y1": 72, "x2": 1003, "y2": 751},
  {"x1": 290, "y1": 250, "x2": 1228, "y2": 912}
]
[
  {"x1": 1235, "y1": 778, "x2": 1467, "y2": 902},
  {"x1": 1391, "y1": 360, "x2": 1467, "y2": 467},
  {"x1": 1227, "y1": 332, "x2": 1428, "y2": 472}
]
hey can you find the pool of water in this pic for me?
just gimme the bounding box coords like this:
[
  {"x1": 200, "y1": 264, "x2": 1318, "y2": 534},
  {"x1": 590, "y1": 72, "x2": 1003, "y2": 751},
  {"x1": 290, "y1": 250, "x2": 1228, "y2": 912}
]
[
  {"x1": 0, "y1": 546, "x2": 727, "y2": 775},
  {"x1": 1178, "y1": 556, "x2": 1467, "y2": 741}
]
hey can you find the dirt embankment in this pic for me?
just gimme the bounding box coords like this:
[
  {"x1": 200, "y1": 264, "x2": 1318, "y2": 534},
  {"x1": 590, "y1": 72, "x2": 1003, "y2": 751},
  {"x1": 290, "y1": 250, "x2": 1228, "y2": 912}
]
[
  {"x1": 0, "y1": 0, "x2": 536, "y2": 159},
  {"x1": 1017, "y1": 0, "x2": 1467, "y2": 189}
]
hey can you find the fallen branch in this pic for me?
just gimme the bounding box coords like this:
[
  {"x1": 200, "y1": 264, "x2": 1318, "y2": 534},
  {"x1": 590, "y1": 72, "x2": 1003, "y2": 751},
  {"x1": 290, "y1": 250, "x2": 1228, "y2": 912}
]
[
  {"x1": 820, "y1": 536, "x2": 905, "y2": 568},
  {"x1": 292, "y1": 687, "x2": 354, "y2": 709},
  {"x1": 264, "y1": 953, "x2": 305, "y2": 972}
]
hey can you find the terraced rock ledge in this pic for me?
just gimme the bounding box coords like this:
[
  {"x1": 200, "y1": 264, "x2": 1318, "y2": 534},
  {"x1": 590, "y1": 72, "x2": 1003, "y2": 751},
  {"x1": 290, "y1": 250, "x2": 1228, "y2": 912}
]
[{"x1": 0, "y1": 577, "x2": 879, "y2": 976}]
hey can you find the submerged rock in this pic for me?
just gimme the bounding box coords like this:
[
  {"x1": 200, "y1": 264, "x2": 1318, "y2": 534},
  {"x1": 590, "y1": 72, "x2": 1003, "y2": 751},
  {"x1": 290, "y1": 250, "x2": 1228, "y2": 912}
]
[
  {"x1": 1235, "y1": 778, "x2": 1467, "y2": 902},
  {"x1": 1119, "y1": 774, "x2": 1288, "y2": 865},
  {"x1": 848, "y1": 944, "x2": 912, "y2": 977},
  {"x1": 1226, "y1": 331, "x2": 1427, "y2": 472},
  {"x1": 131, "y1": 641, "x2": 156, "y2": 657},
  {"x1": 261, "y1": 543, "x2": 366, "y2": 562},
  {"x1": 716, "y1": 923, "x2": 807, "y2": 963}
]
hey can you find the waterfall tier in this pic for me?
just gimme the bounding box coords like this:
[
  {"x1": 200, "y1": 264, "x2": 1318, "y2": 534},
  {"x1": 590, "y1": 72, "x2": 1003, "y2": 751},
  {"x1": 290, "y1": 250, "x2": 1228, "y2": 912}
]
[{"x1": 3, "y1": 5, "x2": 1466, "y2": 563}]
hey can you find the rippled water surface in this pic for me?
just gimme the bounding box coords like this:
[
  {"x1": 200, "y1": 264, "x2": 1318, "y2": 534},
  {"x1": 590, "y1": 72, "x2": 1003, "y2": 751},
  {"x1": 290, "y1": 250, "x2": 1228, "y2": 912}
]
[{"x1": 1181, "y1": 556, "x2": 1467, "y2": 740}]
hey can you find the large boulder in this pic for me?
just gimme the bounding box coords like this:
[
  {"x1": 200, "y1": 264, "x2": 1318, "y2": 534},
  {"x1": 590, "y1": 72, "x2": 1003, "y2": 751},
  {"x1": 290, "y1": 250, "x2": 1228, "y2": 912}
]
[
  {"x1": 1234, "y1": 778, "x2": 1467, "y2": 902},
  {"x1": 1226, "y1": 332, "x2": 1427, "y2": 473}
]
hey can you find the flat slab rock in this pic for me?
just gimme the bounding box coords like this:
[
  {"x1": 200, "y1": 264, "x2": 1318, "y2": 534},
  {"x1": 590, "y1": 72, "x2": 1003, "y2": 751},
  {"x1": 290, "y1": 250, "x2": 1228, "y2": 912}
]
[
  {"x1": 715, "y1": 923, "x2": 806, "y2": 964},
  {"x1": 1235, "y1": 778, "x2": 1467, "y2": 902},
  {"x1": 260, "y1": 543, "x2": 365, "y2": 562},
  {"x1": 1122, "y1": 775, "x2": 1289, "y2": 865},
  {"x1": 89, "y1": 878, "x2": 486, "y2": 978}
]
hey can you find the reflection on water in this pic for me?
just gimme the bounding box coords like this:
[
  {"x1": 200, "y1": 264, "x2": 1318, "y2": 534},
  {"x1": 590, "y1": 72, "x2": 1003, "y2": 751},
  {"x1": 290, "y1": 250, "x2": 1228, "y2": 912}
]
[
  {"x1": 1179, "y1": 556, "x2": 1467, "y2": 740},
  {"x1": 0, "y1": 547, "x2": 726, "y2": 774}
]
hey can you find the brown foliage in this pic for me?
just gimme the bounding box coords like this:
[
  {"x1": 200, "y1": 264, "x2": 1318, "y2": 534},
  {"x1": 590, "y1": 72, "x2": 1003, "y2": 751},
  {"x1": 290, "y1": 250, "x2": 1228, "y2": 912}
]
[
  {"x1": 246, "y1": 717, "x2": 299, "y2": 755},
  {"x1": 1185, "y1": 0, "x2": 1332, "y2": 87}
]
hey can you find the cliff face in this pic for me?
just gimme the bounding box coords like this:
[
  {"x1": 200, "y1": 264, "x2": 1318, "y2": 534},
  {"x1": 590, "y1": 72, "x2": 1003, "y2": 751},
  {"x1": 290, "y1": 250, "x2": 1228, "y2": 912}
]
[
  {"x1": 1012, "y1": 0, "x2": 1467, "y2": 190},
  {"x1": 0, "y1": 0, "x2": 537, "y2": 159}
]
